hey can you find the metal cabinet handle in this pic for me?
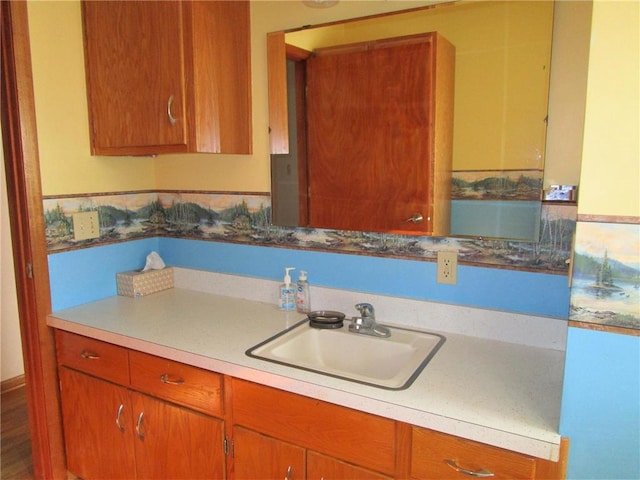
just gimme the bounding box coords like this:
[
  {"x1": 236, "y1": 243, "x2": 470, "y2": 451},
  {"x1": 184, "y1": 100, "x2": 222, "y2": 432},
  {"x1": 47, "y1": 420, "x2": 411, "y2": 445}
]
[
  {"x1": 80, "y1": 349, "x2": 99, "y2": 360},
  {"x1": 285, "y1": 465, "x2": 292, "y2": 480},
  {"x1": 160, "y1": 373, "x2": 185, "y2": 385},
  {"x1": 167, "y1": 95, "x2": 177, "y2": 125},
  {"x1": 405, "y1": 213, "x2": 423, "y2": 223},
  {"x1": 135, "y1": 412, "x2": 145, "y2": 440},
  {"x1": 115, "y1": 404, "x2": 125, "y2": 432},
  {"x1": 445, "y1": 459, "x2": 495, "y2": 477}
]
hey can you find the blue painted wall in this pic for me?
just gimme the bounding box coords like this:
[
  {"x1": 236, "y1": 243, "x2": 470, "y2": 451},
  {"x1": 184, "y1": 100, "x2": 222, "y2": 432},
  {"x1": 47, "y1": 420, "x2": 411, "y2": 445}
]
[
  {"x1": 49, "y1": 238, "x2": 570, "y2": 318},
  {"x1": 160, "y1": 237, "x2": 569, "y2": 317},
  {"x1": 560, "y1": 327, "x2": 640, "y2": 480},
  {"x1": 48, "y1": 238, "x2": 160, "y2": 311}
]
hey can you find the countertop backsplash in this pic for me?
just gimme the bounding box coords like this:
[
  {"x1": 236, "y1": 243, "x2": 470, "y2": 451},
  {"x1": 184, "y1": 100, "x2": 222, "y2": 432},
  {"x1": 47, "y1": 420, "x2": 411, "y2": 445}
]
[{"x1": 173, "y1": 267, "x2": 567, "y2": 351}]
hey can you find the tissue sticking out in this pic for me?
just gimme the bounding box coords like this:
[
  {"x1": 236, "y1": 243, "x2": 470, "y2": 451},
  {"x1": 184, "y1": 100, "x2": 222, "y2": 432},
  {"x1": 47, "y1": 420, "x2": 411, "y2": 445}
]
[
  {"x1": 117, "y1": 252, "x2": 173, "y2": 297},
  {"x1": 142, "y1": 251, "x2": 166, "y2": 272}
]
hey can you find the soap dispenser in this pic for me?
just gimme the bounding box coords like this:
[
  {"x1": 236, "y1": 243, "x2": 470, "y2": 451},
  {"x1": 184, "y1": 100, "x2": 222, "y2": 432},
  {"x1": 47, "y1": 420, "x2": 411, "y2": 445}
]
[
  {"x1": 279, "y1": 267, "x2": 296, "y2": 310},
  {"x1": 296, "y1": 270, "x2": 311, "y2": 313}
]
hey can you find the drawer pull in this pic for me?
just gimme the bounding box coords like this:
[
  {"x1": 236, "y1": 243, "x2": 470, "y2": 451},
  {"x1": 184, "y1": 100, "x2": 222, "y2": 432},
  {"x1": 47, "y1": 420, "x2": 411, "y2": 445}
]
[
  {"x1": 285, "y1": 465, "x2": 292, "y2": 480},
  {"x1": 160, "y1": 373, "x2": 185, "y2": 385},
  {"x1": 445, "y1": 459, "x2": 495, "y2": 477},
  {"x1": 80, "y1": 350, "x2": 100, "y2": 360},
  {"x1": 135, "y1": 412, "x2": 145, "y2": 440},
  {"x1": 115, "y1": 404, "x2": 125, "y2": 432}
]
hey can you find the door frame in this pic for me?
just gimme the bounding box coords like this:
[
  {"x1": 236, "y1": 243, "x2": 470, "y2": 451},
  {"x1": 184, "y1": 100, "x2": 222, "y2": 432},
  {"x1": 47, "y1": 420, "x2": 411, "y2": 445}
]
[{"x1": 1, "y1": 2, "x2": 66, "y2": 477}]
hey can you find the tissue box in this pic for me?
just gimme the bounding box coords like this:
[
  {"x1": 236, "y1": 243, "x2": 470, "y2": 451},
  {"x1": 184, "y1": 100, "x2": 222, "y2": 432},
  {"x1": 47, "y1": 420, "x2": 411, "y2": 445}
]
[{"x1": 117, "y1": 267, "x2": 174, "y2": 297}]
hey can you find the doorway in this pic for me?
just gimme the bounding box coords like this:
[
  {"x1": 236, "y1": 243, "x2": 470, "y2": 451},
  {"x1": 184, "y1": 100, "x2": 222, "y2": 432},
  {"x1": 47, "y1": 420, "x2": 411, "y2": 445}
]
[{"x1": 1, "y1": 1, "x2": 66, "y2": 477}]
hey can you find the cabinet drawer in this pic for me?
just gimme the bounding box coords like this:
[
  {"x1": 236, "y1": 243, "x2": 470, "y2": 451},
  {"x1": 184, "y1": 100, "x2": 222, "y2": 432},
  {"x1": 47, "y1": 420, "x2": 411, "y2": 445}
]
[
  {"x1": 232, "y1": 378, "x2": 396, "y2": 476},
  {"x1": 55, "y1": 330, "x2": 130, "y2": 385},
  {"x1": 411, "y1": 427, "x2": 536, "y2": 480},
  {"x1": 129, "y1": 351, "x2": 222, "y2": 417}
]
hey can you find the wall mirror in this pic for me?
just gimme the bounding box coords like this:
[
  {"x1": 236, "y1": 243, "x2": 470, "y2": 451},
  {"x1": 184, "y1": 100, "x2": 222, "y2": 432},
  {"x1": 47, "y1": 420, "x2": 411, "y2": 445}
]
[{"x1": 268, "y1": 0, "x2": 554, "y2": 241}]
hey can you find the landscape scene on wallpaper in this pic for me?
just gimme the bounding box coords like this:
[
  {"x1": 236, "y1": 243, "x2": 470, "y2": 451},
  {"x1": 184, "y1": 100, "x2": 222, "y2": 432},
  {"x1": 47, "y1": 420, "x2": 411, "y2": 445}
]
[
  {"x1": 571, "y1": 222, "x2": 640, "y2": 330},
  {"x1": 43, "y1": 191, "x2": 575, "y2": 273},
  {"x1": 452, "y1": 170, "x2": 543, "y2": 201},
  {"x1": 44, "y1": 192, "x2": 272, "y2": 248}
]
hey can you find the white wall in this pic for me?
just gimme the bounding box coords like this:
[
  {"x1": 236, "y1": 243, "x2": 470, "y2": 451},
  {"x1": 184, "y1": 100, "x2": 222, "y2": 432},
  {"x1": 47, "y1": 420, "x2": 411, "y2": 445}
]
[{"x1": 1, "y1": 122, "x2": 25, "y2": 383}]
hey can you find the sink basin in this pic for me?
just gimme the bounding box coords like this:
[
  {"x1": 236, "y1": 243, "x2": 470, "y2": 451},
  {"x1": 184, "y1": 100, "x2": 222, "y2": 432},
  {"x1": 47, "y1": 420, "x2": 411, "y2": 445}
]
[{"x1": 246, "y1": 320, "x2": 445, "y2": 390}]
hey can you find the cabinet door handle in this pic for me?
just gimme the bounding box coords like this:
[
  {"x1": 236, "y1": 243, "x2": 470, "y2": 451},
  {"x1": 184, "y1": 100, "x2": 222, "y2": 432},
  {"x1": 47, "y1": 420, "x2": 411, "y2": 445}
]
[
  {"x1": 405, "y1": 213, "x2": 423, "y2": 223},
  {"x1": 285, "y1": 465, "x2": 292, "y2": 480},
  {"x1": 80, "y1": 349, "x2": 99, "y2": 360},
  {"x1": 445, "y1": 459, "x2": 495, "y2": 477},
  {"x1": 135, "y1": 412, "x2": 145, "y2": 440},
  {"x1": 115, "y1": 404, "x2": 125, "y2": 432},
  {"x1": 160, "y1": 373, "x2": 185, "y2": 385},
  {"x1": 167, "y1": 95, "x2": 177, "y2": 125}
]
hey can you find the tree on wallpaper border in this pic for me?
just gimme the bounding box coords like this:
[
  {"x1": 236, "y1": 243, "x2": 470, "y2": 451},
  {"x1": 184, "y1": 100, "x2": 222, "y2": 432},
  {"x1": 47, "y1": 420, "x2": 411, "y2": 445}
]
[{"x1": 570, "y1": 222, "x2": 640, "y2": 330}]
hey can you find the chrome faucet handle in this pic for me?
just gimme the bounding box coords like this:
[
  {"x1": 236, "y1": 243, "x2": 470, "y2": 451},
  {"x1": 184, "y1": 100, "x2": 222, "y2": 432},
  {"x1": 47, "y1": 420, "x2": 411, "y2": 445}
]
[{"x1": 355, "y1": 303, "x2": 375, "y2": 319}]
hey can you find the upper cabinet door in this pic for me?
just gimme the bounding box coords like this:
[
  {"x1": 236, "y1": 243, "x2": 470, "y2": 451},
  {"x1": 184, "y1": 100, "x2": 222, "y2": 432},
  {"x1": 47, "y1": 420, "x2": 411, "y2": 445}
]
[
  {"x1": 82, "y1": 1, "x2": 187, "y2": 153},
  {"x1": 82, "y1": 1, "x2": 252, "y2": 156}
]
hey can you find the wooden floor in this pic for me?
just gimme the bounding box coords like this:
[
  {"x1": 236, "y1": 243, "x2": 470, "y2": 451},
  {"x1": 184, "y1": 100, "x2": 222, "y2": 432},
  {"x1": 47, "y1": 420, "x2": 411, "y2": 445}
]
[{"x1": 1, "y1": 385, "x2": 34, "y2": 479}]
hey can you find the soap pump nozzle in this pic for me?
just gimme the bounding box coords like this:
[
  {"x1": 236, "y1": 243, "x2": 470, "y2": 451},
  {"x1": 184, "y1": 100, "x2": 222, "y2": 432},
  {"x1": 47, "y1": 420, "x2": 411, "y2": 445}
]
[{"x1": 283, "y1": 267, "x2": 295, "y2": 286}]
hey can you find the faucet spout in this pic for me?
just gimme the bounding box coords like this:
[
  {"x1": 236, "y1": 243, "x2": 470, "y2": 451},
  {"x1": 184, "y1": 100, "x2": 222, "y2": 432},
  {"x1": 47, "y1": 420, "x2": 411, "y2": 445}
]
[{"x1": 355, "y1": 303, "x2": 375, "y2": 325}]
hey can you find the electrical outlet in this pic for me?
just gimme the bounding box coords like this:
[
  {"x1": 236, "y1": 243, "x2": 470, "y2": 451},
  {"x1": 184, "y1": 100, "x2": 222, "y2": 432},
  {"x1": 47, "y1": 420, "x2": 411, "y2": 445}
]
[
  {"x1": 72, "y1": 211, "x2": 100, "y2": 241},
  {"x1": 437, "y1": 250, "x2": 457, "y2": 285}
]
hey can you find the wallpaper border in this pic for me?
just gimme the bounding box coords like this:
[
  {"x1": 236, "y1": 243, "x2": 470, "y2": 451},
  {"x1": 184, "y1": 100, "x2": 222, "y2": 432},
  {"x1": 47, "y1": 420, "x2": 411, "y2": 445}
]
[{"x1": 43, "y1": 190, "x2": 576, "y2": 274}]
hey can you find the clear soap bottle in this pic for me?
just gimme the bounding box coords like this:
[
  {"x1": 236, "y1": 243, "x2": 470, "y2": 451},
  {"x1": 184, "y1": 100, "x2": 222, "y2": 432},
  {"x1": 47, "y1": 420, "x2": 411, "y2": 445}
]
[
  {"x1": 296, "y1": 270, "x2": 311, "y2": 313},
  {"x1": 279, "y1": 267, "x2": 296, "y2": 310}
]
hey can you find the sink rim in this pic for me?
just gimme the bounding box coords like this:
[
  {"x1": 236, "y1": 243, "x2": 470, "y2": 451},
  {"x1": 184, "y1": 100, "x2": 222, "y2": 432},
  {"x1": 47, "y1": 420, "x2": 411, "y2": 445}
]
[{"x1": 246, "y1": 320, "x2": 446, "y2": 390}]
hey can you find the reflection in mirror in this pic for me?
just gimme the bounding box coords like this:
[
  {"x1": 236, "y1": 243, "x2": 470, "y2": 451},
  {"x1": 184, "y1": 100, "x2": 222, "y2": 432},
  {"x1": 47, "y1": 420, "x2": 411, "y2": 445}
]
[{"x1": 269, "y1": 1, "x2": 554, "y2": 241}]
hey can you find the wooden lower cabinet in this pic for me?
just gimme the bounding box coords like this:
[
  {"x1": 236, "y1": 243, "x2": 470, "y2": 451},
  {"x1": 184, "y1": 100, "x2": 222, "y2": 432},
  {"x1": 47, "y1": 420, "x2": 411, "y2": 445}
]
[
  {"x1": 55, "y1": 331, "x2": 567, "y2": 480},
  {"x1": 59, "y1": 367, "x2": 136, "y2": 479},
  {"x1": 410, "y1": 426, "x2": 567, "y2": 480},
  {"x1": 231, "y1": 378, "x2": 398, "y2": 477},
  {"x1": 59, "y1": 367, "x2": 225, "y2": 479},
  {"x1": 233, "y1": 426, "x2": 391, "y2": 480},
  {"x1": 233, "y1": 427, "x2": 305, "y2": 480},
  {"x1": 130, "y1": 391, "x2": 225, "y2": 479},
  {"x1": 307, "y1": 451, "x2": 393, "y2": 480}
]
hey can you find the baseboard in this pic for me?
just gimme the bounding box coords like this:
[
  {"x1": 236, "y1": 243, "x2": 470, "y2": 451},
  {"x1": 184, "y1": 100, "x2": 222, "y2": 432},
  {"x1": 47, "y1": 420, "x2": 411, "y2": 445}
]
[{"x1": 1, "y1": 374, "x2": 26, "y2": 393}]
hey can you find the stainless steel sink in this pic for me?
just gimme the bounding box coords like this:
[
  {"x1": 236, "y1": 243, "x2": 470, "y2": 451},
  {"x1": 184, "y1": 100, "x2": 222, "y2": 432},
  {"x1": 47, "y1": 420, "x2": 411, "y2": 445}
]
[{"x1": 246, "y1": 320, "x2": 445, "y2": 390}]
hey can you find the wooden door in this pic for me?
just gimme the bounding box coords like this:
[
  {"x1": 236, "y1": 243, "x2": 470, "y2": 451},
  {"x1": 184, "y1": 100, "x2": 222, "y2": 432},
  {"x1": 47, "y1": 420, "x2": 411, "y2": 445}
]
[
  {"x1": 131, "y1": 392, "x2": 225, "y2": 479},
  {"x1": 307, "y1": 451, "x2": 392, "y2": 480},
  {"x1": 306, "y1": 35, "x2": 437, "y2": 233},
  {"x1": 58, "y1": 368, "x2": 136, "y2": 480},
  {"x1": 82, "y1": 1, "x2": 187, "y2": 154},
  {"x1": 233, "y1": 426, "x2": 305, "y2": 480}
]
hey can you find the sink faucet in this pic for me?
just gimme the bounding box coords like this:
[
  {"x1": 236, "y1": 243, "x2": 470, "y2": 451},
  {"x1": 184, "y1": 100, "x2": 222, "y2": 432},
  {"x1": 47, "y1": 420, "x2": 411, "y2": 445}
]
[{"x1": 349, "y1": 303, "x2": 391, "y2": 338}]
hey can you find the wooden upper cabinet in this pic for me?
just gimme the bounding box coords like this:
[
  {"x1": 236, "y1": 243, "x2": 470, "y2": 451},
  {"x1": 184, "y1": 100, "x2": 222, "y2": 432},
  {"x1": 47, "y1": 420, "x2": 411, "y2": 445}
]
[
  {"x1": 305, "y1": 33, "x2": 455, "y2": 235},
  {"x1": 82, "y1": 0, "x2": 252, "y2": 156}
]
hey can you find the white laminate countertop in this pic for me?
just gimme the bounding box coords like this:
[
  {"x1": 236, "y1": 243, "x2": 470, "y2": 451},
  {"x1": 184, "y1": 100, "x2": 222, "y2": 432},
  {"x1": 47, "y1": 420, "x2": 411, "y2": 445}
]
[{"x1": 48, "y1": 288, "x2": 564, "y2": 461}]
